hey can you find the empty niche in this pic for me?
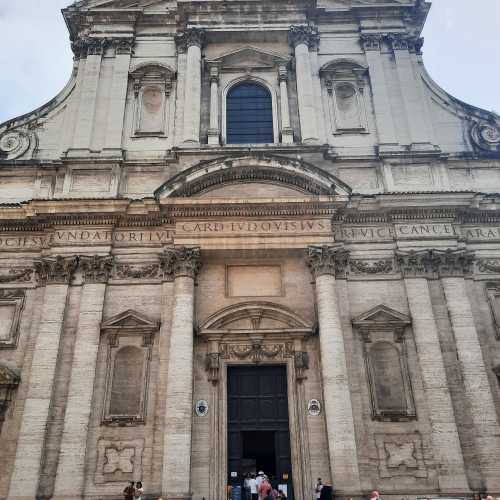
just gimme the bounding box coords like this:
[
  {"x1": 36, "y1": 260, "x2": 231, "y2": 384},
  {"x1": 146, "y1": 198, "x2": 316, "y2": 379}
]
[{"x1": 226, "y1": 265, "x2": 283, "y2": 297}]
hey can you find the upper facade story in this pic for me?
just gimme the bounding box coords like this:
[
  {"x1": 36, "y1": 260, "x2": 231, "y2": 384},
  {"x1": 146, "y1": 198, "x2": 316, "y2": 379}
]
[{"x1": 0, "y1": 0, "x2": 500, "y2": 203}]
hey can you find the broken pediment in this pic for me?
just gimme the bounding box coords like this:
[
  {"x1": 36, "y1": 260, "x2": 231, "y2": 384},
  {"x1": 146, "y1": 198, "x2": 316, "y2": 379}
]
[
  {"x1": 200, "y1": 302, "x2": 313, "y2": 334},
  {"x1": 101, "y1": 310, "x2": 159, "y2": 332},
  {"x1": 206, "y1": 46, "x2": 290, "y2": 72}
]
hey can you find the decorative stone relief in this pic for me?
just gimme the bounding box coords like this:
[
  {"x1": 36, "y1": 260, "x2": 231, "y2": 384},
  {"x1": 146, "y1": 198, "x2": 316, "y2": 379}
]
[
  {"x1": 0, "y1": 364, "x2": 20, "y2": 432},
  {"x1": 0, "y1": 290, "x2": 25, "y2": 349},
  {"x1": 205, "y1": 352, "x2": 221, "y2": 385},
  {"x1": 478, "y1": 259, "x2": 500, "y2": 273},
  {"x1": 95, "y1": 438, "x2": 144, "y2": 483},
  {"x1": 375, "y1": 433, "x2": 427, "y2": 479},
  {"x1": 294, "y1": 351, "x2": 309, "y2": 382},
  {"x1": 307, "y1": 399, "x2": 321, "y2": 416},
  {"x1": 220, "y1": 341, "x2": 294, "y2": 364},
  {"x1": 0, "y1": 268, "x2": 34, "y2": 283},
  {"x1": 79, "y1": 255, "x2": 114, "y2": 284},
  {"x1": 470, "y1": 121, "x2": 500, "y2": 154},
  {"x1": 113, "y1": 262, "x2": 162, "y2": 280},
  {"x1": 195, "y1": 400, "x2": 209, "y2": 417},
  {"x1": 349, "y1": 259, "x2": 394, "y2": 275},
  {"x1": 34, "y1": 255, "x2": 78, "y2": 285},
  {"x1": 0, "y1": 130, "x2": 31, "y2": 160},
  {"x1": 308, "y1": 245, "x2": 349, "y2": 278},
  {"x1": 288, "y1": 25, "x2": 320, "y2": 50}
]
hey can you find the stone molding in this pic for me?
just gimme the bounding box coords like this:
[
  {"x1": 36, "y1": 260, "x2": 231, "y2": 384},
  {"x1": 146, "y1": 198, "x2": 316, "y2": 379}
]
[
  {"x1": 161, "y1": 246, "x2": 201, "y2": 279},
  {"x1": 307, "y1": 245, "x2": 349, "y2": 278},
  {"x1": 396, "y1": 249, "x2": 474, "y2": 278},
  {"x1": 175, "y1": 28, "x2": 206, "y2": 51},
  {"x1": 79, "y1": 255, "x2": 114, "y2": 284},
  {"x1": 0, "y1": 363, "x2": 20, "y2": 430},
  {"x1": 288, "y1": 25, "x2": 320, "y2": 50},
  {"x1": 34, "y1": 255, "x2": 79, "y2": 284}
]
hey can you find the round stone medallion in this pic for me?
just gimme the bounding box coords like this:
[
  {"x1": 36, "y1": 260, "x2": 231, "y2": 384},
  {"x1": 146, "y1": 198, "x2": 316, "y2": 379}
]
[{"x1": 0, "y1": 130, "x2": 31, "y2": 160}]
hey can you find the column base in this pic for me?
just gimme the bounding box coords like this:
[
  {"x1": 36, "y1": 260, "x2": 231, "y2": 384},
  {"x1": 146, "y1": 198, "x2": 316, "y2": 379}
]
[
  {"x1": 207, "y1": 129, "x2": 220, "y2": 146},
  {"x1": 281, "y1": 128, "x2": 294, "y2": 144}
]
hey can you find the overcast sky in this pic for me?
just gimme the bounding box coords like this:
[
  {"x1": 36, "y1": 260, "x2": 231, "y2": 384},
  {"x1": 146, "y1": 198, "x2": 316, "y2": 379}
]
[{"x1": 0, "y1": 0, "x2": 499, "y2": 124}]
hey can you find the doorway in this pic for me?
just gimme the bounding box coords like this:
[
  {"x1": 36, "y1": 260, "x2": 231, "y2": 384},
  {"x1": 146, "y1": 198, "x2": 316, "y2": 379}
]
[{"x1": 227, "y1": 365, "x2": 293, "y2": 499}]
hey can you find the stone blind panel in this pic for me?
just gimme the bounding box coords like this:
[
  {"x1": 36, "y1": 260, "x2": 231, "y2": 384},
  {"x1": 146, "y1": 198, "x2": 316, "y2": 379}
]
[
  {"x1": 71, "y1": 170, "x2": 112, "y2": 192},
  {"x1": 0, "y1": 305, "x2": 16, "y2": 341},
  {"x1": 226, "y1": 265, "x2": 282, "y2": 297}
]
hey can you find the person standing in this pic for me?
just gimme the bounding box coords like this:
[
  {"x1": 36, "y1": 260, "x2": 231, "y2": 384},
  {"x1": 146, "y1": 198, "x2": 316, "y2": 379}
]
[
  {"x1": 249, "y1": 473, "x2": 258, "y2": 500},
  {"x1": 256, "y1": 471, "x2": 265, "y2": 490},
  {"x1": 244, "y1": 473, "x2": 252, "y2": 500},
  {"x1": 123, "y1": 481, "x2": 135, "y2": 500},
  {"x1": 135, "y1": 481, "x2": 144, "y2": 500},
  {"x1": 370, "y1": 491, "x2": 380, "y2": 500},
  {"x1": 315, "y1": 478, "x2": 323, "y2": 500},
  {"x1": 259, "y1": 475, "x2": 272, "y2": 500}
]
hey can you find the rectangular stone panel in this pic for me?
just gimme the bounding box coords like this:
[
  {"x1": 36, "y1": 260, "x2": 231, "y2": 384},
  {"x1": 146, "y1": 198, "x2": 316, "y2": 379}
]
[
  {"x1": 70, "y1": 170, "x2": 112, "y2": 192},
  {"x1": 0, "y1": 304, "x2": 16, "y2": 340},
  {"x1": 226, "y1": 265, "x2": 282, "y2": 297}
]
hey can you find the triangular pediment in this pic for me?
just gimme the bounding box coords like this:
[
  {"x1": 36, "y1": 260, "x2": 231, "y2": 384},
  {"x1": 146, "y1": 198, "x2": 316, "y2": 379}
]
[
  {"x1": 352, "y1": 304, "x2": 411, "y2": 327},
  {"x1": 200, "y1": 302, "x2": 312, "y2": 334},
  {"x1": 207, "y1": 46, "x2": 290, "y2": 70},
  {"x1": 0, "y1": 364, "x2": 20, "y2": 387},
  {"x1": 101, "y1": 309, "x2": 159, "y2": 331}
]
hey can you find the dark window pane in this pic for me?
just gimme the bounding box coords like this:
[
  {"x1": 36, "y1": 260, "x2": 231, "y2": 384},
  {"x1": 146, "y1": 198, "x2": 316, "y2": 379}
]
[{"x1": 227, "y1": 82, "x2": 273, "y2": 144}]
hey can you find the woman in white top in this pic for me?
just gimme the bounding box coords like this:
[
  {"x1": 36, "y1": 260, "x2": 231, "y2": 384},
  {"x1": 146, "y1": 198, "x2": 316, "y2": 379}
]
[{"x1": 135, "y1": 481, "x2": 144, "y2": 500}]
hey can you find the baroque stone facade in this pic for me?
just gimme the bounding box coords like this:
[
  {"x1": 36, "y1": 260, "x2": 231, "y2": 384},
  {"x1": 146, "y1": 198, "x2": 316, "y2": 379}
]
[{"x1": 1, "y1": 1, "x2": 500, "y2": 500}]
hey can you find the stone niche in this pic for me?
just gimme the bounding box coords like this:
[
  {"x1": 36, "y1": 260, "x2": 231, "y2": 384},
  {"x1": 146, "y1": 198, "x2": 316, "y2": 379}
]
[{"x1": 0, "y1": 289, "x2": 25, "y2": 348}]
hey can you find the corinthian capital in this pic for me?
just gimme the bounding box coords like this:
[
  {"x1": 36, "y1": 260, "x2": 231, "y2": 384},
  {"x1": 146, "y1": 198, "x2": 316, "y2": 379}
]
[
  {"x1": 308, "y1": 245, "x2": 349, "y2": 278},
  {"x1": 79, "y1": 255, "x2": 114, "y2": 284},
  {"x1": 34, "y1": 256, "x2": 78, "y2": 285},
  {"x1": 289, "y1": 25, "x2": 320, "y2": 50},
  {"x1": 396, "y1": 250, "x2": 435, "y2": 278},
  {"x1": 397, "y1": 249, "x2": 474, "y2": 278},
  {"x1": 175, "y1": 28, "x2": 206, "y2": 52},
  {"x1": 360, "y1": 33, "x2": 382, "y2": 51},
  {"x1": 161, "y1": 246, "x2": 201, "y2": 280}
]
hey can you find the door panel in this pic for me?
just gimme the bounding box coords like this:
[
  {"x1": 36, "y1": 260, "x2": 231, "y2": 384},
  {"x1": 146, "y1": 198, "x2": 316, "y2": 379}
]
[{"x1": 227, "y1": 365, "x2": 293, "y2": 499}]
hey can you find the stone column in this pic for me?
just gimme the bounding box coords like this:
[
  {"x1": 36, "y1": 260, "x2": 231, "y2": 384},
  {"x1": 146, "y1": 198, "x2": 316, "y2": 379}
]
[
  {"x1": 71, "y1": 38, "x2": 105, "y2": 152},
  {"x1": 52, "y1": 255, "x2": 113, "y2": 500},
  {"x1": 176, "y1": 29, "x2": 205, "y2": 145},
  {"x1": 207, "y1": 65, "x2": 220, "y2": 146},
  {"x1": 436, "y1": 249, "x2": 500, "y2": 492},
  {"x1": 7, "y1": 256, "x2": 78, "y2": 500},
  {"x1": 360, "y1": 34, "x2": 399, "y2": 154},
  {"x1": 307, "y1": 246, "x2": 361, "y2": 494},
  {"x1": 278, "y1": 64, "x2": 294, "y2": 144},
  {"x1": 103, "y1": 38, "x2": 134, "y2": 155},
  {"x1": 387, "y1": 34, "x2": 434, "y2": 152},
  {"x1": 289, "y1": 25, "x2": 319, "y2": 144},
  {"x1": 161, "y1": 247, "x2": 201, "y2": 499},
  {"x1": 396, "y1": 251, "x2": 469, "y2": 492}
]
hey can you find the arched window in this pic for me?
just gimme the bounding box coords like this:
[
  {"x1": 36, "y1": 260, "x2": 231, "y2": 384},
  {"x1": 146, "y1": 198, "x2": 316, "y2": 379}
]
[{"x1": 226, "y1": 82, "x2": 274, "y2": 144}]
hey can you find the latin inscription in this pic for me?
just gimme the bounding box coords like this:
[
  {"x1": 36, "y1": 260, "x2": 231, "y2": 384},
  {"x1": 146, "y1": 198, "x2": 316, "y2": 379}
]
[
  {"x1": 335, "y1": 223, "x2": 457, "y2": 241},
  {"x1": 177, "y1": 219, "x2": 331, "y2": 235}
]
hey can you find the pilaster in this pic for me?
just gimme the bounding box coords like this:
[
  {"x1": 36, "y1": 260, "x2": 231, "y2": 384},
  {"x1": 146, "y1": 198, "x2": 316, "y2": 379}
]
[
  {"x1": 396, "y1": 250, "x2": 469, "y2": 492},
  {"x1": 307, "y1": 245, "x2": 361, "y2": 494},
  {"x1": 208, "y1": 65, "x2": 220, "y2": 146},
  {"x1": 176, "y1": 28, "x2": 205, "y2": 146},
  {"x1": 289, "y1": 25, "x2": 319, "y2": 144},
  {"x1": 7, "y1": 256, "x2": 77, "y2": 500},
  {"x1": 162, "y1": 247, "x2": 201, "y2": 500},
  {"x1": 52, "y1": 255, "x2": 113, "y2": 500},
  {"x1": 278, "y1": 65, "x2": 294, "y2": 144}
]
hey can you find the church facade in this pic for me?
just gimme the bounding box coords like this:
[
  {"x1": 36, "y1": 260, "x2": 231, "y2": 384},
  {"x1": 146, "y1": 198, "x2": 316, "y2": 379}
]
[{"x1": 1, "y1": 1, "x2": 500, "y2": 499}]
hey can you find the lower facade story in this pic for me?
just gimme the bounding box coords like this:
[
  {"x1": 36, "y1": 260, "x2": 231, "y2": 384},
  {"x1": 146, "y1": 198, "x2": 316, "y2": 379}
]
[{"x1": 1, "y1": 195, "x2": 500, "y2": 500}]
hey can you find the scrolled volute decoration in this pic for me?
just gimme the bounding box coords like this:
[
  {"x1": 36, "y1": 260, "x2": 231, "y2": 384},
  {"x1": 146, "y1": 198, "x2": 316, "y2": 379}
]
[
  {"x1": 161, "y1": 246, "x2": 201, "y2": 279},
  {"x1": 308, "y1": 245, "x2": 349, "y2": 278},
  {"x1": 0, "y1": 130, "x2": 31, "y2": 160},
  {"x1": 34, "y1": 255, "x2": 79, "y2": 285},
  {"x1": 289, "y1": 25, "x2": 320, "y2": 50},
  {"x1": 79, "y1": 255, "x2": 114, "y2": 284},
  {"x1": 470, "y1": 121, "x2": 500, "y2": 154}
]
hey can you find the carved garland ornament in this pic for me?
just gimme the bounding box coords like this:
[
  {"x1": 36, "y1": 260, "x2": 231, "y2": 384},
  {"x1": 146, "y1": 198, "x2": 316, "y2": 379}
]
[{"x1": 0, "y1": 268, "x2": 33, "y2": 283}]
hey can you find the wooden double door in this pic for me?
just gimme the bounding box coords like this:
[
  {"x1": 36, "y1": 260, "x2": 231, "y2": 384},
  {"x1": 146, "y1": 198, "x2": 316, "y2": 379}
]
[{"x1": 227, "y1": 365, "x2": 293, "y2": 499}]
